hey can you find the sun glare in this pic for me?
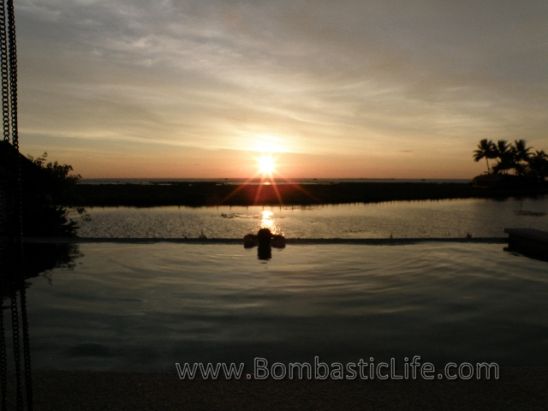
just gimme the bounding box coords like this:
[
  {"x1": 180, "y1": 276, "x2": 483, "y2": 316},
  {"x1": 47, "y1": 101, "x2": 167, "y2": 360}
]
[{"x1": 257, "y1": 155, "x2": 276, "y2": 176}]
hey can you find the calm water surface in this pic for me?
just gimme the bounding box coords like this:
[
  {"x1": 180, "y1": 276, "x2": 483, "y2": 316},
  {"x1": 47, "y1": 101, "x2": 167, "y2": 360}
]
[
  {"x1": 25, "y1": 242, "x2": 548, "y2": 371},
  {"x1": 73, "y1": 197, "x2": 548, "y2": 238}
]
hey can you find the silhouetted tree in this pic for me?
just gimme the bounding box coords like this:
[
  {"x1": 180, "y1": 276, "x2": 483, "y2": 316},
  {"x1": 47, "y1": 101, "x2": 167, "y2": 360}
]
[
  {"x1": 492, "y1": 140, "x2": 514, "y2": 174},
  {"x1": 0, "y1": 142, "x2": 82, "y2": 236},
  {"x1": 510, "y1": 139, "x2": 532, "y2": 176},
  {"x1": 24, "y1": 152, "x2": 82, "y2": 236},
  {"x1": 527, "y1": 150, "x2": 548, "y2": 181},
  {"x1": 473, "y1": 138, "x2": 547, "y2": 183},
  {"x1": 473, "y1": 139, "x2": 496, "y2": 173}
]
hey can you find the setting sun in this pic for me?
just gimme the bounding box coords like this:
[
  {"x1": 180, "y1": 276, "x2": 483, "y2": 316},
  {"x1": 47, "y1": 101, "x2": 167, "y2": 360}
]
[{"x1": 257, "y1": 155, "x2": 276, "y2": 175}]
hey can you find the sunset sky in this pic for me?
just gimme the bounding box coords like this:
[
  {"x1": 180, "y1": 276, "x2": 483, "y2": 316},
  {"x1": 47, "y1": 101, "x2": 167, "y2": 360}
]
[{"x1": 17, "y1": 0, "x2": 548, "y2": 178}]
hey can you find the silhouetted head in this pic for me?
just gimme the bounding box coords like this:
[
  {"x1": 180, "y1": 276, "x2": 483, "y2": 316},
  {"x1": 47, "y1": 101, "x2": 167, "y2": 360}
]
[{"x1": 257, "y1": 228, "x2": 272, "y2": 247}]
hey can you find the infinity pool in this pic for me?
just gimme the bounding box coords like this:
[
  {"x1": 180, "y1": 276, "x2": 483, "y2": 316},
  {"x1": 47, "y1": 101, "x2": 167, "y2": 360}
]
[{"x1": 22, "y1": 242, "x2": 548, "y2": 371}]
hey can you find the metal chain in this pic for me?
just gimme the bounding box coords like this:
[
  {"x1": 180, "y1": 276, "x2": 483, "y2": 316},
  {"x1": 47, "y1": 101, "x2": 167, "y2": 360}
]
[
  {"x1": 6, "y1": 0, "x2": 22, "y2": 243},
  {"x1": 4, "y1": 1, "x2": 31, "y2": 409},
  {"x1": 0, "y1": 0, "x2": 10, "y2": 142},
  {"x1": 7, "y1": 0, "x2": 17, "y2": 149},
  {"x1": 0, "y1": 0, "x2": 10, "y2": 407}
]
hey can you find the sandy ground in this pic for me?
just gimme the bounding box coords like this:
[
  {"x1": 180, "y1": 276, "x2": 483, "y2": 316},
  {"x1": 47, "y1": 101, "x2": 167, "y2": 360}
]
[{"x1": 5, "y1": 367, "x2": 545, "y2": 410}]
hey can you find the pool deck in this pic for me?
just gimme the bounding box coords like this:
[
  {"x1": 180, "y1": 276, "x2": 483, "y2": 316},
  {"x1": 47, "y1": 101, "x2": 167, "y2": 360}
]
[
  {"x1": 25, "y1": 368, "x2": 548, "y2": 411},
  {"x1": 505, "y1": 228, "x2": 548, "y2": 260}
]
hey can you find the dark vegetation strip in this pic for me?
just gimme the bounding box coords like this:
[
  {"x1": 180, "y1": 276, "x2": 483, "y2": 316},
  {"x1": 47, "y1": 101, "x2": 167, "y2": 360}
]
[{"x1": 68, "y1": 182, "x2": 547, "y2": 207}]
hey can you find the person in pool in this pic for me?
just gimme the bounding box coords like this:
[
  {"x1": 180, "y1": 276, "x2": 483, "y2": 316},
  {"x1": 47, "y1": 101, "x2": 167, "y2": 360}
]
[{"x1": 243, "y1": 228, "x2": 286, "y2": 260}]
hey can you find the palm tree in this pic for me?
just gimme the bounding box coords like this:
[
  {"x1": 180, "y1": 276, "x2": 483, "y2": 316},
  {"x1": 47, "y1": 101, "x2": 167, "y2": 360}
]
[
  {"x1": 527, "y1": 150, "x2": 548, "y2": 181},
  {"x1": 511, "y1": 139, "x2": 532, "y2": 176},
  {"x1": 512, "y1": 139, "x2": 531, "y2": 161},
  {"x1": 492, "y1": 139, "x2": 514, "y2": 174},
  {"x1": 494, "y1": 139, "x2": 510, "y2": 157},
  {"x1": 473, "y1": 139, "x2": 496, "y2": 173}
]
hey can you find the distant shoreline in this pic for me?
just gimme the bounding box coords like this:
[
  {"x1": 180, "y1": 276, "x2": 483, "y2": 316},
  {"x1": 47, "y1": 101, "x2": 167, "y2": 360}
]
[
  {"x1": 66, "y1": 181, "x2": 548, "y2": 207},
  {"x1": 79, "y1": 178, "x2": 471, "y2": 185}
]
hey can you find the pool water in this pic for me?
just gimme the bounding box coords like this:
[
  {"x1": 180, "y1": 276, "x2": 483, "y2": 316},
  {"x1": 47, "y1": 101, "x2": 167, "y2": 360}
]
[{"x1": 22, "y1": 242, "x2": 548, "y2": 371}]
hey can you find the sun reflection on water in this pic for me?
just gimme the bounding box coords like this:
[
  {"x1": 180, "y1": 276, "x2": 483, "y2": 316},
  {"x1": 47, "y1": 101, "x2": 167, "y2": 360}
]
[{"x1": 260, "y1": 209, "x2": 281, "y2": 234}]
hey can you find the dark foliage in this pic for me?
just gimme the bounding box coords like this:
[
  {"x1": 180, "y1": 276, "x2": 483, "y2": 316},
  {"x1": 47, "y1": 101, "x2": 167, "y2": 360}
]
[
  {"x1": 0, "y1": 141, "x2": 82, "y2": 236},
  {"x1": 473, "y1": 139, "x2": 548, "y2": 181},
  {"x1": 69, "y1": 181, "x2": 547, "y2": 207}
]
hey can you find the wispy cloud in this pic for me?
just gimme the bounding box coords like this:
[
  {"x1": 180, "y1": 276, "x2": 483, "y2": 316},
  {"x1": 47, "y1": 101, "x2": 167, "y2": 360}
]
[{"x1": 16, "y1": 0, "x2": 548, "y2": 177}]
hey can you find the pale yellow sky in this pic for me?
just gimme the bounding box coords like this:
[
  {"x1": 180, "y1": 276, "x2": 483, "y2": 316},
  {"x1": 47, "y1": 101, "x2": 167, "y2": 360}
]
[{"x1": 16, "y1": 0, "x2": 548, "y2": 178}]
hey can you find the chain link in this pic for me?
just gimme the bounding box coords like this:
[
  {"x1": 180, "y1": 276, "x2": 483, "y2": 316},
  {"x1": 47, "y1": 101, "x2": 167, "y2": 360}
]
[
  {"x1": 6, "y1": 0, "x2": 17, "y2": 149},
  {"x1": 2, "y1": 1, "x2": 32, "y2": 409},
  {"x1": 0, "y1": 0, "x2": 10, "y2": 142}
]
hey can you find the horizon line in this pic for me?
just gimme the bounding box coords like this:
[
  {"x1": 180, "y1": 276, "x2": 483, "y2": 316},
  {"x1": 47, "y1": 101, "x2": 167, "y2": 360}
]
[{"x1": 78, "y1": 177, "x2": 473, "y2": 181}]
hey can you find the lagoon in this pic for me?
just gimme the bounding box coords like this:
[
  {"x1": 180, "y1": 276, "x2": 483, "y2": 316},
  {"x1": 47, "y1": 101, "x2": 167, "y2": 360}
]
[{"x1": 73, "y1": 197, "x2": 548, "y2": 239}]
